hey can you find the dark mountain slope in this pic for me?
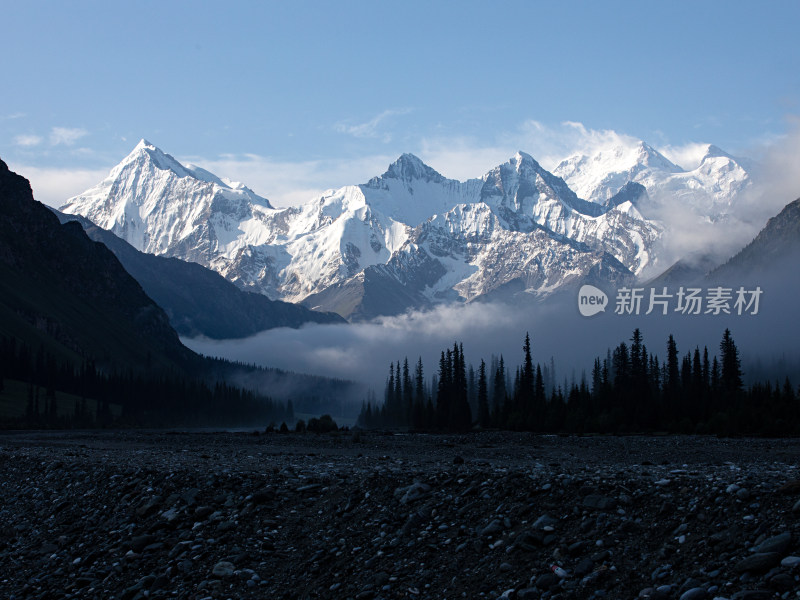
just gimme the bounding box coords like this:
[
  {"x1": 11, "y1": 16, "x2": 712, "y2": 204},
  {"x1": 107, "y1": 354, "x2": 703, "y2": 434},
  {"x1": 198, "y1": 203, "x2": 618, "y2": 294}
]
[
  {"x1": 56, "y1": 212, "x2": 346, "y2": 339},
  {"x1": 711, "y1": 198, "x2": 800, "y2": 281},
  {"x1": 0, "y1": 159, "x2": 193, "y2": 372}
]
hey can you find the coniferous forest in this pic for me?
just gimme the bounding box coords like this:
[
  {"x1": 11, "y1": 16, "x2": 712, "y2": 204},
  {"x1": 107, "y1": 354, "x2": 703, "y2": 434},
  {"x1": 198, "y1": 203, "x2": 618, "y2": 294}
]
[
  {"x1": 357, "y1": 329, "x2": 800, "y2": 436},
  {"x1": 0, "y1": 335, "x2": 294, "y2": 429}
]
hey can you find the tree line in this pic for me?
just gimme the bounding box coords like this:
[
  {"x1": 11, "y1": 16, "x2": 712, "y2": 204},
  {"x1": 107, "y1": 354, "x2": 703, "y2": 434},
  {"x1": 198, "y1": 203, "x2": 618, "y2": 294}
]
[
  {"x1": 357, "y1": 329, "x2": 800, "y2": 435},
  {"x1": 0, "y1": 335, "x2": 293, "y2": 429}
]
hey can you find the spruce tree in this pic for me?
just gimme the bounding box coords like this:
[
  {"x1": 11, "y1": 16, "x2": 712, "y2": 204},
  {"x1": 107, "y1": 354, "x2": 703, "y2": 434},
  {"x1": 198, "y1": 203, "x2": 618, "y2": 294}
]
[
  {"x1": 535, "y1": 364, "x2": 545, "y2": 406},
  {"x1": 591, "y1": 358, "x2": 602, "y2": 397},
  {"x1": 521, "y1": 333, "x2": 535, "y2": 419},
  {"x1": 664, "y1": 334, "x2": 680, "y2": 424},
  {"x1": 630, "y1": 329, "x2": 644, "y2": 384},
  {"x1": 449, "y1": 343, "x2": 471, "y2": 431},
  {"x1": 395, "y1": 361, "x2": 402, "y2": 423},
  {"x1": 412, "y1": 357, "x2": 426, "y2": 429},
  {"x1": 386, "y1": 362, "x2": 395, "y2": 411},
  {"x1": 492, "y1": 356, "x2": 506, "y2": 426},
  {"x1": 680, "y1": 353, "x2": 692, "y2": 426},
  {"x1": 467, "y1": 364, "x2": 477, "y2": 416},
  {"x1": 436, "y1": 351, "x2": 451, "y2": 429},
  {"x1": 630, "y1": 330, "x2": 649, "y2": 421},
  {"x1": 477, "y1": 359, "x2": 490, "y2": 428},
  {"x1": 711, "y1": 356, "x2": 721, "y2": 401},
  {"x1": 415, "y1": 357, "x2": 425, "y2": 403},
  {"x1": 692, "y1": 347, "x2": 704, "y2": 418},
  {"x1": 402, "y1": 358, "x2": 413, "y2": 426},
  {"x1": 719, "y1": 329, "x2": 743, "y2": 396}
]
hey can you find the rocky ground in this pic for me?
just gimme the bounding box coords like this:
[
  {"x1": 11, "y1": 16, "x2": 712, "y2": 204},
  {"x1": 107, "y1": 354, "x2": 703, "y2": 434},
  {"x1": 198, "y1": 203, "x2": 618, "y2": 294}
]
[{"x1": 0, "y1": 430, "x2": 799, "y2": 600}]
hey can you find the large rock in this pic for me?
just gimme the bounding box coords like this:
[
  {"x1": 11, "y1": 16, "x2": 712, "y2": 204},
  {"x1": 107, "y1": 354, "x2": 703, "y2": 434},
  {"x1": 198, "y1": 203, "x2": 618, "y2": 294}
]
[
  {"x1": 583, "y1": 494, "x2": 617, "y2": 511},
  {"x1": 752, "y1": 532, "x2": 792, "y2": 554},
  {"x1": 735, "y1": 552, "x2": 781, "y2": 573}
]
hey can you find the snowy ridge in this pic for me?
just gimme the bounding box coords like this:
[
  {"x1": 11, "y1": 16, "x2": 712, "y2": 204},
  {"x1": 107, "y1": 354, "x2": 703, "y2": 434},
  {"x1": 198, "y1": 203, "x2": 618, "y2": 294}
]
[
  {"x1": 60, "y1": 138, "x2": 747, "y2": 319},
  {"x1": 553, "y1": 140, "x2": 751, "y2": 217}
]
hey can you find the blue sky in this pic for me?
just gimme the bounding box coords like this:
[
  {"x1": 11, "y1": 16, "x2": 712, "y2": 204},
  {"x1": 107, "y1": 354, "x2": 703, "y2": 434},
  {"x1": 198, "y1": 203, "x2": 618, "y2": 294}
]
[{"x1": 2, "y1": 0, "x2": 798, "y2": 207}]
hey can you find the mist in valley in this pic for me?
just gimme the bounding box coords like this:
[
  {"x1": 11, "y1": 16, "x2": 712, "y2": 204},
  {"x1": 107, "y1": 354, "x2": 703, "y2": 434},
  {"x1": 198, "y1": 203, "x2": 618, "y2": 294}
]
[{"x1": 185, "y1": 274, "x2": 800, "y2": 416}]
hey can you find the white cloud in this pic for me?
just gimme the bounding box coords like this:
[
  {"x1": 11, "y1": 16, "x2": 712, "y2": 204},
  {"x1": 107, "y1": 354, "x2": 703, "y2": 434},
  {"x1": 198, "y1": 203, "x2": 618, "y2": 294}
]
[
  {"x1": 657, "y1": 142, "x2": 711, "y2": 171},
  {"x1": 755, "y1": 116, "x2": 800, "y2": 204},
  {"x1": 416, "y1": 137, "x2": 510, "y2": 181},
  {"x1": 14, "y1": 134, "x2": 42, "y2": 147},
  {"x1": 8, "y1": 164, "x2": 109, "y2": 208},
  {"x1": 416, "y1": 120, "x2": 645, "y2": 178},
  {"x1": 334, "y1": 109, "x2": 411, "y2": 143},
  {"x1": 49, "y1": 127, "x2": 88, "y2": 146}
]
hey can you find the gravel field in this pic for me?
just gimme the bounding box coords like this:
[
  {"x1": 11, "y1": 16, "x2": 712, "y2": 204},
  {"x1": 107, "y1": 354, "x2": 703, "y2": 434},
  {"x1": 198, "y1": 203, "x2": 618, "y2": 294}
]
[{"x1": 1, "y1": 430, "x2": 799, "y2": 600}]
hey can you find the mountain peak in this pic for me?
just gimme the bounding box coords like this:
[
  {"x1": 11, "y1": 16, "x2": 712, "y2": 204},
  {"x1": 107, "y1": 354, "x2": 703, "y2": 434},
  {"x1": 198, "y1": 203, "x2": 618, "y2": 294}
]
[
  {"x1": 390, "y1": 152, "x2": 427, "y2": 170},
  {"x1": 379, "y1": 153, "x2": 444, "y2": 183},
  {"x1": 115, "y1": 141, "x2": 272, "y2": 207},
  {"x1": 636, "y1": 142, "x2": 682, "y2": 172},
  {"x1": 700, "y1": 144, "x2": 733, "y2": 162},
  {"x1": 498, "y1": 151, "x2": 549, "y2": 179},
  {"x1": 119, "y1": 139, "x2": 191, "y2": 178},
  {"x1": 398, "y1": 152, "x2": 424, "y2": 164},
  {"x1": 512, "y1": 150, "x2": 537, "y2": 166}
]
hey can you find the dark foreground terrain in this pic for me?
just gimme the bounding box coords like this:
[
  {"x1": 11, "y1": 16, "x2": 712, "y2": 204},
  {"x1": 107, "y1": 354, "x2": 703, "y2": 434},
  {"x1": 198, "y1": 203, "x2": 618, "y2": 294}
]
[{"x1": 1, "y1": 431, "x2": 799, "y2": 600}]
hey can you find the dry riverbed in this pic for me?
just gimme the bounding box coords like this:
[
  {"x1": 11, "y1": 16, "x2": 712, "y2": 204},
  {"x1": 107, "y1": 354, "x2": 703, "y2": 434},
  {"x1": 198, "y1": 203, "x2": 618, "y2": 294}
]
[{"x1": 1, "y1": 430, "x2": 799, "y2": 600}]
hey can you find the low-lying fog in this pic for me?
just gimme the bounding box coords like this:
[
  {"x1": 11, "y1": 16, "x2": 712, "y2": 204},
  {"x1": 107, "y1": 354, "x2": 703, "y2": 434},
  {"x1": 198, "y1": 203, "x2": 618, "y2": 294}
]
[{"x1": 184, "y1": 279, "x2": 800, "y2": 403}]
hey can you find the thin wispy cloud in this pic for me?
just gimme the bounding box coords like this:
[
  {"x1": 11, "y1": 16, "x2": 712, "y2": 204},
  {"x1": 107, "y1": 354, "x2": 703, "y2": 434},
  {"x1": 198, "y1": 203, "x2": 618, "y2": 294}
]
[
  {"x1": 8, "y1": 164, "x2": 109, "y2": 208},
  {"x1": 417, "y1": 120, "x2": 649, "y2": 179},
  {"x1": 657, "y1": 142, "x2": 712, "y2": 171},
  {"x1": 755, "y1": 117, "x2": 800, "y2": 208},
  {"x1": 49, "y1": 127, "x2": 88, "y2": 146},
  {"x1": 14, "y1": 134, "x2": 42, "y2": 148},
  {"x1": 334, "y1": 109, "x2": 411, "y2": 143}
]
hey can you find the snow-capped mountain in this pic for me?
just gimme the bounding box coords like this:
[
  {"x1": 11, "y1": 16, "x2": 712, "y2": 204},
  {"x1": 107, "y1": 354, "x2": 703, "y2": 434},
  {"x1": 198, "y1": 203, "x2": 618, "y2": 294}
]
[
  {"x1": 62, "y1": 140, "x2": 664, "y2": 319},
  {"x1": 476, "y1": 152, "x2": 658, "y2": 275},
  {"x1": 61, "y1": 139, "x2": 275, "y2": 267},
  {"x1": 553, "y1": 140, "x2": 752, "y2": 217}
]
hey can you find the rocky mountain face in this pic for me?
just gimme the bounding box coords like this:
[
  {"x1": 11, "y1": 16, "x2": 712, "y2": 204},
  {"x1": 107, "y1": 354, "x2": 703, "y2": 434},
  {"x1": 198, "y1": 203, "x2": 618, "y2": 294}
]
[
  {"x1": 711, "y1": 197, "x2": 800, "y2": 282},
  {"x1": 0, "y1": 158, "x2": 193, "y2": 372},
  {"x1": 54, "y1": 211, "x2": 346, "y2": 339},
  {"x1": 641, "y1": 196, "x2": 799, "y2": 326},
  {"x1": 61, "y1": 139, "x2": 746, "y2": 321}
]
